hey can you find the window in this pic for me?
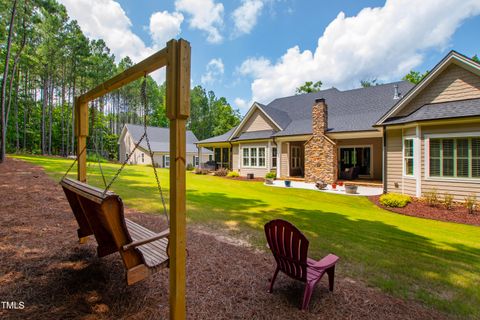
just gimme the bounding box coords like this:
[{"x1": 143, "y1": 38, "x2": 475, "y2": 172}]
[
  {"x1": 404, "y1": 139, "x2": 414, "y2": 176},
  {"x1": 271, "y1": 147, "x2": 277, "y2": 168},
  {"x1": 429, "y1": 137, "x2": 480, "y2": 179},
  {"x1": 125, "y1": 153, "x2": 129, "y2": 160},
  {"x1": 208, "y1": 154, "x2": 213, "y2": 162},
  {"x1": 243, "y1": 148, "x2": 250, "y2": 166},
  {"x1": 194, "y1": 156, "x2": 199, "y2": 166},
  {"x1": 291, "y1": 146, "x2": 301, "y2": 169},
  {"x1": 141, "y1": 153, "x2": 144, "y2": 163},
  {"x1": 164, "y1": 155, "x2": 170, "y2": 168},
  {"x1": 242, "y1": 147, "x2": 266, "y2": 168}
]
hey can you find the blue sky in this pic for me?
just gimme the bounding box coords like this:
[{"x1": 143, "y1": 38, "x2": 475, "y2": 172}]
[{"x1": 59, "y1": 0, "x2": 480, "y2": 114}]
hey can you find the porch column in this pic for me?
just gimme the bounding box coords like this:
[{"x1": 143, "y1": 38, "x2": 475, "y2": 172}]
[
  {"x1": 415, "y1": 125, "x2": 422, "y2": 197},
  {"x1": 276, "y1": 141, "x2": 282, "y2": 178},
  {"x1": 198, "y1": 146, "x2": 202, "y2": 169}
]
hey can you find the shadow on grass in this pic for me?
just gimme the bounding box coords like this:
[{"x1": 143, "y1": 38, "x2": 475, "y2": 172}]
[{"x1": 186, "y1": 191, "x2": 480, "y2": 317}]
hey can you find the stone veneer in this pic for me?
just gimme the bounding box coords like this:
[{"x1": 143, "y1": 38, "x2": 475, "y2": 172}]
[{"x1": 304, "y1": 98, "x2": 337, "y2": 183}]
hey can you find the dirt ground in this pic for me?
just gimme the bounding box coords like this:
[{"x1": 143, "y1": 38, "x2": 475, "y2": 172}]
[{"x1": 0, "y1": 158, "x2": 450, "y2": 319}]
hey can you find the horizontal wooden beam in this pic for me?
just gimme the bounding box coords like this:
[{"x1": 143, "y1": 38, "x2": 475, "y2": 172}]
[{"x1": 78, "y1": 47, "x2": 168, "y2": 103}]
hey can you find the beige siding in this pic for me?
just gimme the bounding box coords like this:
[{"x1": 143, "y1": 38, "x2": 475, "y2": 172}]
[
  {"x1": 238, "y1": 142, "x2": 270, "y2": 177},
  {"x1": 336, "y1": 137, "x2": 383, "y2": 180},
  {"x1": 420, "y1": 123, "x2": 480, "y2": 201},
  {"x1": 400, "y1": 64, "x2": 480, "y2": 116},
  {"x1": 232, "y1": 144, "x2": 239, "y2": 171},
  {"x1": 385, "y1": 129, "x2": 416, "y2": 195},
  {"x1": 240, "y1": 109, "x2": 276, "y2": 133}
]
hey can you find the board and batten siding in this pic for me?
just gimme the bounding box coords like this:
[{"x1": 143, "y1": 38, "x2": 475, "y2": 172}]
[
  {"x1": 232, "y1": 144, "x2": 239, "y2": 171},
  {"x1": 280, "y1": 142, "x2": 289, "y2": 177},
  {"x1": 385, "y1": 129, "x2": 416, "y2": 195},
  {"x1": 399, "y1": 64, "x2": 480, "y2": 116},
  {"x1": 421, "y1": 123, "x2": 480, "y2": 201},
  {"x1": 240, "y1": 109, "x2": 276, "y2": 133}
]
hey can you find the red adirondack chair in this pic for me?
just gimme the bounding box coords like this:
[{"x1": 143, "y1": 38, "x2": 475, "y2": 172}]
[{"x1": 264, "y1": 219, "x2": 339, "y2": 310}]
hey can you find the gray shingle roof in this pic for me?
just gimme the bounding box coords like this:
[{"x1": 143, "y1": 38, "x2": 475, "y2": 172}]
[
  {"x1": 382, "y1": 98, "x2": 480, "y2": 125},
  {"x1": 231, "y1": 130, "x2": 276, "y2": 141},
  {"x1": 124, "y1": 124, "x2": 212, "y2": 154},
  {"x1": 195, "y1": 127, "x2": 237, "y2": 144},
  {"x1": 269, "y1": 81, "x2": 414, "y2": 135},
  {"x1": 196, "y1": 81, "x2": 415, "y2": 144}
]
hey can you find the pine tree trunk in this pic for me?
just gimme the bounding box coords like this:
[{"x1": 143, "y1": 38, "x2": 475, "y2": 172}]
[
  {"x1": 23, "y1": 70, "x2": 28, "y2": 151},
  {"x1": 0, "y1": 0, "x2": 18, "y2": 162},
  {"x1": 48, "y1": 78, "x2": 53, "y2": 155},
  {"x1": 14, "y1": 69, "x2": 20, "y2": 152},
  {"x1": 41, "y1": 76, "x2": 47, "y2": 155}
]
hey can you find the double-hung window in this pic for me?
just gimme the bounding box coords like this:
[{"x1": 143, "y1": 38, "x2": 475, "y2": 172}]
[
  {"x1": 429, "y1": 137, "x2": 480, "y2": 179},
  {"x1": 242, "y1": 146, "x2": 266, "y2": 168},
  {"x1": 271, "y1": 147, "x2": 277, "y2": 168},
  {"x1": 403, "y1": 139, "x2": 414, "y2": 176}
]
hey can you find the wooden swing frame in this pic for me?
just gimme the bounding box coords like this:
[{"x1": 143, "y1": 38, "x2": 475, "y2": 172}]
[{"x1": 74, "y1": 39, "x2": 190, "y2": 320}]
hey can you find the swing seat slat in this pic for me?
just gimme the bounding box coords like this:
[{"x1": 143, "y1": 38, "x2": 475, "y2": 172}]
[{"x1": 60, "y1": 177, "x2": 169, "y2": 285}]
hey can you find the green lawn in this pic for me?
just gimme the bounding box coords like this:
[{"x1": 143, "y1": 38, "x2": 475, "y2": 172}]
[{"x1": 13, "y1": 155, "x2": 480, "y2": 318}]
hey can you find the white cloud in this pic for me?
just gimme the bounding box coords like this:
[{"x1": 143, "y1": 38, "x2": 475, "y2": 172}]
[
  {"x1": 149, "y1": 11, "x2": 184, "y2": 48},
  {"x1": 234, "y1": 97, "x2": 248, "y2": 111},
  {"x1": 201, "y1": 58, "x2": 225, "y2": 85},
  {"x1": 232, "y1": 0, "x2": 264, "y2": 36},
  {"x1": 239, "y1": 0, "x2": 480, "y2": 104},
  {"x1": 58, "y1": 0, "x2": 154, "y2": 63},
  {"x1": 175, "y1": 0, "x2": 224, "y2": 43}
]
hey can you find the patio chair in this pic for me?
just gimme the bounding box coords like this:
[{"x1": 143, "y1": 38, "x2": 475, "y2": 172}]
[{"x1": 264, "y1": 219, "x2": 339, "y2": 310}]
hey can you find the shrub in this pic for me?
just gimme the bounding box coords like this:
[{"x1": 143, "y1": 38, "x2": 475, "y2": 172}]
[
  {"x1": 265, "y1": 172, "x2": 276, "y2": 179},
  {"x1": 464, "y1": 193, "x2": 477, "y2": 214},
  {"x1": 379, "y1": 193, "x2": 411, "y2": 208},
  {"x1": 213, "y1": 167, "x2": 229, "y2": 177},
  {"x1": 186, "y1": 163, "x2": 195, "y2": 171},
  {"x1": 227, "y1": 171, "x2": 240, "y2": 178},
  {"x1": 423, "y1": 189, "x2": 438, "y2": 207},
  {"x1": 194, "y1": 168, "x2": 209, "y2": 175},
  {"x1": 443, "y1": 192, "x2": 454, "y2": 210}
]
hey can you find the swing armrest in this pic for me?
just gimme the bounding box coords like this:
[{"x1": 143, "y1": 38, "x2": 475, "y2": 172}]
[{"x1": 122, "y1": 229, "x2": 170, "y2": 251}]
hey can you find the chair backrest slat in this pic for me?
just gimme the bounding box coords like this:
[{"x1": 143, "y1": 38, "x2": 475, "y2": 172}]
[
  {"x1": 264, "y1": 219, "x2": 309, "y2": 282},
  {"x1": 60, "y1": 178, "x2": 144, "y2": 269}
]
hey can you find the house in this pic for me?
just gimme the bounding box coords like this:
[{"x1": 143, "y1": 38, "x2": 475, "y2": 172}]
[
  {"x1": 119, "y1": 124, "x2": 213, "y2": 167},
  {"x1": 196, "y1": 51, "x2": 480, "y2": 200}
]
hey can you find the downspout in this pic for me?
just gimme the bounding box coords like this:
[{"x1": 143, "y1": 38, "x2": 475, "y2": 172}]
[{"x1": 382, "y1": 126, "x2": 387, "y2": 194}]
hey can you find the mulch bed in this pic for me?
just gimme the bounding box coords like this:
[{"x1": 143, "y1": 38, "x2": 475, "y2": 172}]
[
  {"x1": 0, "y1": 158, "x2": 449, "y2": 319},
  {"x1": 369, "y1": 195, "x2": 480, "y2": 226}
]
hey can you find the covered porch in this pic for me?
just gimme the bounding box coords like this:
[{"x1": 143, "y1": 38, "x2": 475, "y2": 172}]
[
  {"x1": 197, "y1": 142, "x2": 231, "y2": 170},
  {"x1": 275, "y1": 136, "x2": 309, "y2": 179}
]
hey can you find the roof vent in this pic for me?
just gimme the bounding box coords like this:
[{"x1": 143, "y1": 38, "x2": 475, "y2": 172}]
[{"x1": 393, "y1": 84, "x2": 400, "y2": 100}]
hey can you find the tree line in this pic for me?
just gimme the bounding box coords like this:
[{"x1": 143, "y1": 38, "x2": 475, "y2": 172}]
[{"x1": 0, "y1": 0, "x2": 241, "y2": 162}]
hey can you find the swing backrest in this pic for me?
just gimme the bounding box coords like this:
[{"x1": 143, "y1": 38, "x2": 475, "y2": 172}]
[{"x1": 60, "y1": 178, "x2": 144, "y2": 268}]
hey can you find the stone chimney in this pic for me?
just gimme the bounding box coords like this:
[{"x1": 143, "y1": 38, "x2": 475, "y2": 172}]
[{"x1": 312, "y1": 98, "x2": 328, "y2": 135}]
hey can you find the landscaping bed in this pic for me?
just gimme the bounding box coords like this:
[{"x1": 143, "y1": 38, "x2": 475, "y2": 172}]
[
  {"x1": 0, "y1": 157, "x2": 448, "y2": 320},
  {"x1": 369, "y1": 195, "x2": 480, "y2": 226}
]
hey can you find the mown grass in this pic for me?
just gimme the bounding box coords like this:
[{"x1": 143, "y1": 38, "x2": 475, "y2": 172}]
[{"x1": 13, "y1": 155, "x2": 480, "y2": 318}]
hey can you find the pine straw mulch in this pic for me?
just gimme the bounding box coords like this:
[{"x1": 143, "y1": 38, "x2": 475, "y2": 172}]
[
  {"x1": 369, "y1": 195, "x2": 480, "y2": 226},
  {"x1": 0, "y1": 157, "x2": 450, "y2": 320}
]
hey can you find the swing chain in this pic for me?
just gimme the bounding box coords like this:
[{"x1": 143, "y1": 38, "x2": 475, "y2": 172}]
[{"x1": 141, "y1": 77, "x2": 169, "y2": 224}]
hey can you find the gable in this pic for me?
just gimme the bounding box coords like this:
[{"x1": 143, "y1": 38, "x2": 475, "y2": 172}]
[
  {"x1": 399, "y1": 64, "x2": 480, "y2": 116},
  {"x1": 240, "y1": 109, "x2": 277, "y2": 134}
]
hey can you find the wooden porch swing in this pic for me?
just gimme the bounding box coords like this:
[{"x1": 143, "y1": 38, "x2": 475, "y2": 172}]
[{"x1": 61, "y1": 39, "x2": 190, "y2": 320}]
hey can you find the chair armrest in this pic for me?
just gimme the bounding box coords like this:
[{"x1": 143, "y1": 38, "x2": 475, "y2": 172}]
[
  {"x1": 308, "y1": 253, "x2": 339, "y2": 269},
  {"x1": 122, "y1": 229, "x2": 169, "y2": 251}
]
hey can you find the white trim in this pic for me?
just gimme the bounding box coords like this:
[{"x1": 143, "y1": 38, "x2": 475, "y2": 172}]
[
  {"x1": 424, "y1": 132, "x2": 480, "y2": 139},
  {"x1": 238, "y1": 143, "x2": 242, "y2": 170},
  {"x1": 402, "y1": 137, "x2": 415, "y2": 178},
  {"x1": 338, "y1": 144, "x2": 374, "y2": 178},
  {"x1": 424, "y1": 133, "x2": 480, "y2": 182},
  {"x1": 377, "y1": 51, "x2": 480, "y2": 124},
  {"x1": 276, "y1": 142, "x2": 282, "y2": 178},
  {"x1": 229, "y1": 103, "x2": 282, "y2": 140},
  {"x1": 286, "y1": 142, "x2": 290, "y2": 177},
  {"x1": 267, "y1": 141, "x2": 271, "y2": 171},
  {"x1": 240, "y1": 144, "x2": 268, "y2": 169},
  {"x1": 415, "y1": 126, "x2": 422, "y2": 197}
]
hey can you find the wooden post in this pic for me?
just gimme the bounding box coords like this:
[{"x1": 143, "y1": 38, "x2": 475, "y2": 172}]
[
  {"x1": 166, "y1": 39, "x2": 190, "y2": 320},
  {"x1": 75, "y1": 97, "x2": 88, "y2": 182}
]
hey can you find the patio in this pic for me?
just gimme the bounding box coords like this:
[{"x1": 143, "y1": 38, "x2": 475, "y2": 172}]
[{"x1": 266, "y1": 180, "x2": 383, "y2": 196}]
